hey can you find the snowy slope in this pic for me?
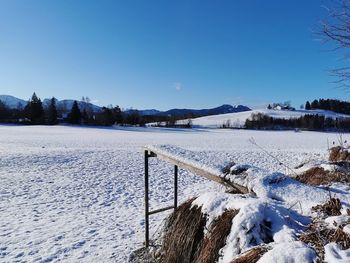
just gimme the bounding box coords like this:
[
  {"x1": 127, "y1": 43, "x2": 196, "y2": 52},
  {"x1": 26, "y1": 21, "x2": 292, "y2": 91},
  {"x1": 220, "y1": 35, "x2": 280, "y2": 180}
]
[
  {"x1": 0, "y1": 126, "x2": 349, "y2": 262},
  {"x1": 0, "y1": 95, "x2": 102, "y2": 112},
  {"x1": 126, "y1": 104, "x2": 250, "y2": 117},
  {"x1": 190, "y1": 108, "x2": 350, "y2": 128},
  {"x1": 42, "y1": 99, "x2": 102, "y2": 112},
  {"x1": 0, "y1": 95, "x2": 27, "y2": 108}
]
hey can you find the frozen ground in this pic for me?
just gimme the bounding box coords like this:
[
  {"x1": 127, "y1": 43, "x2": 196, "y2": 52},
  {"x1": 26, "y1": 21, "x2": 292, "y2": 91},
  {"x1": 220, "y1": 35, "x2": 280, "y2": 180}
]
[{"x1": 0, "y1": 125, "x2": 348, "y2": 262}]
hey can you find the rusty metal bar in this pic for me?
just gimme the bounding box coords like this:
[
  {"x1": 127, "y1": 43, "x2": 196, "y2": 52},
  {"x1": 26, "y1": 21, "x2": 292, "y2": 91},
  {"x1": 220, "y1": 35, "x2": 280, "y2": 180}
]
[
  {"x1": 144, "y1": 151, "x2": 180, "y2": 248},
  {"x1": 174, "y1": 165, "x2": 178, "y2": 210},
  {"x1": 144, "y1": 150, "x2": 149, "y2": 248},
  {"x1": 148, "y1": 205, "x2": 175, "y2": 215}
]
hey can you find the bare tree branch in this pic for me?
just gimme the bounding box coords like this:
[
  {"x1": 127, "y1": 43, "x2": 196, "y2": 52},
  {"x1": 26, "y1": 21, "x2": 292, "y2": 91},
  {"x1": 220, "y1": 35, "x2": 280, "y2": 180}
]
[{"x1": 320, "y1": 0, "x2": 350, "y2": 86}]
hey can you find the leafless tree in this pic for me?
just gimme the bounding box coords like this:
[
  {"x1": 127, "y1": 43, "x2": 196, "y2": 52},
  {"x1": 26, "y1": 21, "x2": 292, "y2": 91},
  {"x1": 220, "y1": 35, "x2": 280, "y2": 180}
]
[{"x1": 321, "y1": 0, "x2": 350, "y2": 86}]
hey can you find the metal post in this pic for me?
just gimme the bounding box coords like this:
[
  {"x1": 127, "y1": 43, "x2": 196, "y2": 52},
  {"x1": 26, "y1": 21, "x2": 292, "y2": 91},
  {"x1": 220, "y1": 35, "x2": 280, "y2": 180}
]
[
  {"x1": 174, "y1": 165, "x2": 178, "y2": 210},
  {"x1": 144, "y1": 150, "x2": 149, "y2": 248}
]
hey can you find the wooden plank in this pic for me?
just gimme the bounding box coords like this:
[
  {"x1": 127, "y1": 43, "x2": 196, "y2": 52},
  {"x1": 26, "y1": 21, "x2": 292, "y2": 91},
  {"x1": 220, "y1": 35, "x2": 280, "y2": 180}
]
[{"x1": 144, "y1": 147, "x2": 249, "y2": 194}]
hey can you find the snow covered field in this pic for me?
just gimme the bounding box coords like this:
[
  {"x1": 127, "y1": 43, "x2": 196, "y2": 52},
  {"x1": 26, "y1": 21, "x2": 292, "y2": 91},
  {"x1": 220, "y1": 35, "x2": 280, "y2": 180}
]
[
  {"x1": 190, "y1": 108, "x2": 350, "y2": 128},
  {"x1": 0, "y1": 125, "x2": 348, "y2": 262}
]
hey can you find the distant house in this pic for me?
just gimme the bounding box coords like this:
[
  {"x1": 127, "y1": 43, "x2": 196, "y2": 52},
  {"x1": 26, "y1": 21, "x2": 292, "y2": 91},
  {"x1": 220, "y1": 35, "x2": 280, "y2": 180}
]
[{"x1": 271, "y1": 103, "x2": 295, "y2": 111}]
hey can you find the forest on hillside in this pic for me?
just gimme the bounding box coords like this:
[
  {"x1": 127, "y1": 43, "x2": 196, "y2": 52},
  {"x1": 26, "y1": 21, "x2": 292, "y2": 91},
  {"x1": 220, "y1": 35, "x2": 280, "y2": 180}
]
[{"x1": 0, "y1": 93, "x2": 192, "y2": 127}]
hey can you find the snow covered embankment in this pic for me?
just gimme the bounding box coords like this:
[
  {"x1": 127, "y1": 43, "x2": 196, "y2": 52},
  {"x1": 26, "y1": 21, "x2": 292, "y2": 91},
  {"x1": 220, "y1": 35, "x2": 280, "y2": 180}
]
[{"x1": 146, "y1": 144, "x2": 350, "y2": 263}]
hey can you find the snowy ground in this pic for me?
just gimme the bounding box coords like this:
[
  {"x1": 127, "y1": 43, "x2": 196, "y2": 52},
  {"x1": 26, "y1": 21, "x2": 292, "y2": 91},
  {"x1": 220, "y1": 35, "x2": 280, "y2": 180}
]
[
  {"x1": 0, "y1": 125, "x2": 348, "y2": 262},
  {"x1": 188, "y1": 108, "x2": 350, "y2": 128}
]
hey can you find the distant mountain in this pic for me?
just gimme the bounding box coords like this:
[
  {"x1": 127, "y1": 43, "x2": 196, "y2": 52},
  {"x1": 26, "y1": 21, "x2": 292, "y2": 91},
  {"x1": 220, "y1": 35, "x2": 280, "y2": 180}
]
[
  {"x1": 163, "y1": 104, "x2": 251, "y2": 117},
  {"x1": 42, "y1": 99, "x2": 102, "y2": 112},
  {"x1": 0, "y1": 95, "x2": 27, "y2": 109},
  {"x1": 124, "y1": 104, "x2": 251, "y2": 117},
  {"x1": 139, "y1": 109, "x2": 162, "y2": 116},
  {"x1": 0, "y1": 95, "x2": 250, "y2": 118},
  {"x1": 0, "y1": 95, "x2": 102, "y2": 112}
]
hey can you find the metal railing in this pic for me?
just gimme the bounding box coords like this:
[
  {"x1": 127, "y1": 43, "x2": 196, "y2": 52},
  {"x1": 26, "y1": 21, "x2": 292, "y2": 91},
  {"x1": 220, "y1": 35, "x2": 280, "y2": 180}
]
[{"x1": 144, "y1": 150, "x2": 178, "y2": 248}]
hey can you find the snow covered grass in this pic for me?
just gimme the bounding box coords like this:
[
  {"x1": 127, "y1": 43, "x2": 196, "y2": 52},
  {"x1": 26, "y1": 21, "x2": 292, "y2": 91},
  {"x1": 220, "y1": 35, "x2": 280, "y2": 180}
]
[{"x1": 0, "y1": 125, "x2": 349, "y2": 262}]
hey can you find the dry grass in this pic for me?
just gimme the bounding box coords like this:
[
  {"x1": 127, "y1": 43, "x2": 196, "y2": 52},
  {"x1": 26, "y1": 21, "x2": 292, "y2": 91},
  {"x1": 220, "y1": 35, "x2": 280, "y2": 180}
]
[
  {"x1": 195, "y1": 209, "x2": 239, "y2": 263},
  {"x1": 300, "y1": 198, "x2": 350, "y2": 262},
  {"x1": 295, "y1": 146, "x2": 350, "y2": 185},
  {"x1": 295, "y1": 167, "x2": 349, "y2": 185},
  {"x1": 159, "y1": 198, "x2": 206, "y2": 263},
  {"x1": 159, "y1": 201, "x2": 242, "y2": 263},
  {"x1": 299, "y1": 222, "x2": 333, "y2": 262},
  {"x1": 300, "y1": 223, "x2": 350, "y2": 262},
  {"x1": 331, "y1": 227, "x2": 350, "y2": 249},
  {"x1": 312, "y1": 197, "x2": 342, "y2": 217},
  {"x1": 329, "y1": 146, "x2": 350, "y2": 162},
  {"x1": 230, "y1": 246, "x2": 269, "y2": 263}
]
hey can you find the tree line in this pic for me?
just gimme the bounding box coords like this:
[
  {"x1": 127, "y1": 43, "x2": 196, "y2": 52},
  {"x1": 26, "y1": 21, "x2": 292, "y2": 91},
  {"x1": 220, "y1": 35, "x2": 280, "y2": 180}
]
[
  {"x1": 0, "y1": 92, "x2": 192, "y2": 127},
  {"x1": 245, "y1": 112, "x2": 350, "y2": 131},
  {"x1": 0, "y1": 92, "x2": 131, "y2": 126},
  {"x1": 304, "y1": 98, "x2": 350, "y2": 115}
]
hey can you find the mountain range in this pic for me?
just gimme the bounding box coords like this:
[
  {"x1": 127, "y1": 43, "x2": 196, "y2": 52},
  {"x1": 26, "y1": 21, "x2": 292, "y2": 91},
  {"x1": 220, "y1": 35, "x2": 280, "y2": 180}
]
[
  {"x1": 0, "y1": 95, "x2": 251, "y2": 117},
  {"x1": 133, "y1": 104, "x2": 251, "y2": 117},
  {"x1": 0, "y1": 95, "x2": 102, "y2": 112}
]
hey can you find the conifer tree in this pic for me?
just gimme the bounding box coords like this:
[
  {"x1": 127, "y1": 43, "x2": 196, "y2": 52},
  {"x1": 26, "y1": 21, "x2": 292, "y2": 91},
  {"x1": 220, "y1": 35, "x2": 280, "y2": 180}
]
[
  {"x1": 81, "y1": 109, "x2": 89, "y2": 124},
  {"x1": 113, "y1": 106, "x2": 123, "y2": 125},
  {"x1": 311, "y1": 99, "x2": 319, "y2": 109},
  {"x1": 48, "y1": 97, "x2": 58, "y2": 125},
  {"x1": 28, "y1": 92, "x2": 44, "y2": 124},
  {"x1": 68, "y1": 101, "x2": 82, "y2": 124},
  {"x1": 101, "y1": 107, "x2": 115, "y2": 126},
  {"x1": 305, "y1": 101, "x2": 311, "y2": 110},
  {"x1": 0, "y1": 100, "x2": 9, "y2": 120}
]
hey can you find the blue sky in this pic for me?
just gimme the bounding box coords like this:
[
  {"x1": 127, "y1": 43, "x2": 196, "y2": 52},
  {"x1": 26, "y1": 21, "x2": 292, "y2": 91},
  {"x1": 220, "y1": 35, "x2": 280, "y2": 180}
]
[{"x1": 0, "y1": 0, "x2": 348, "y2": 110}]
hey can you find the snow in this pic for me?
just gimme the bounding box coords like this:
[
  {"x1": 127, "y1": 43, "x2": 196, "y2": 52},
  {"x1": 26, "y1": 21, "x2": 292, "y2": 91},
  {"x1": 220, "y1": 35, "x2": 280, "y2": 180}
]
[
  {"x1": 324, "y1": 243, "x2": 350, "y2": 262},
  {"x1": 191, "y1": 165, "x2": 349, "y2": 262},
  {"x1": 145, "y1": 144, "x2": 230, "y2": 178},
  {"x1": 325, "y1": 215, "x2": 350, "y2": 229},
  {"x1": 147, "y1": 144, "x2": 350, "y2": 214},
  {"x1": 344, "y1": 225, "x2": 350, "y2": 235},
  {"x1": 225, "y1": 164, "x2": 350, "y2": 214},
  {"x1": 190, "y1": 108, "x2": 350, "y2": 128},
  {"x1": 0, "y1": 125, "x2": 349, "y2": 262},
  {"x1": 258, "y1": 242, "x2": 316, "y2": 263},
  {"x1": 193, "y1": 192, "x2": 314, "y2": 263}
]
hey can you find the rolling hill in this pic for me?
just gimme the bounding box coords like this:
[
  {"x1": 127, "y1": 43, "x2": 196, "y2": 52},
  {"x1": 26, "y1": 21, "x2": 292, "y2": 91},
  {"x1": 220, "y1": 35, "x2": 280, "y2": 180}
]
[{"x1": 189, "y1": 108, "x2": 350, "y2": 128}]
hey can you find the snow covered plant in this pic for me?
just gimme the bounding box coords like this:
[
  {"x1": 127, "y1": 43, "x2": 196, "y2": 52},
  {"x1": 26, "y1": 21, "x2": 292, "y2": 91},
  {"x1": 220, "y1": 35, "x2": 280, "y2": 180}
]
[
  {"x1": 152, "y1": 168, "x2": 350, "y2": 263},
  {"x1": 138, "y1": 143, "x2": 350, "y2": 263},
  {"x1": 328, "y1": 134, "x2": 350, "y2": 163}
]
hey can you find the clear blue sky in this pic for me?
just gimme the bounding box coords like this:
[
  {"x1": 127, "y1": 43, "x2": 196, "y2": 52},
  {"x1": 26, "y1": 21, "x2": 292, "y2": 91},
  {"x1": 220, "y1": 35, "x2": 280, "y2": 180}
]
[{"x1": 0, "y1": 0, "x2": 347, "y2": 110}]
